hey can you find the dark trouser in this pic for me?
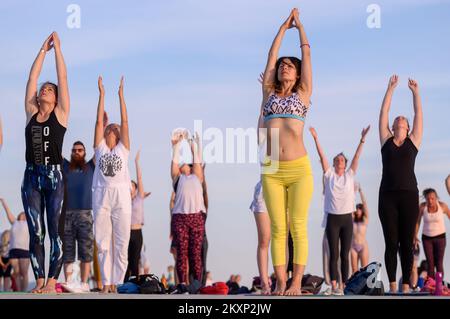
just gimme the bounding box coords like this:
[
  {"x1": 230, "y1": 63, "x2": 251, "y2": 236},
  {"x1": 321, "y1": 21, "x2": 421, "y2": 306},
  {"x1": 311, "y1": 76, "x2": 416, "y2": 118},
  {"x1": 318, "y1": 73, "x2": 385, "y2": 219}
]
[
  {"x1": 378, "y1": 190, "x2": 419, "y2": 285},
  {"x1": 63, "y1": 210, "x2": 94, "y2": 264},
  {"x1": 125, "y1": 229, "x2": 143, "y2": 282},
  {"x1": 171, "y1": 213, "x2": 206, "y2": 284},
  {"x1": 326, "y1": 213, "x2": 353, "y2": 282},
  {"x1": 21, "y1": 163, "x2": 65, "y2": 280},
  {"x1": 422, "y1": 233, "x2": 446, "y2": 279}
]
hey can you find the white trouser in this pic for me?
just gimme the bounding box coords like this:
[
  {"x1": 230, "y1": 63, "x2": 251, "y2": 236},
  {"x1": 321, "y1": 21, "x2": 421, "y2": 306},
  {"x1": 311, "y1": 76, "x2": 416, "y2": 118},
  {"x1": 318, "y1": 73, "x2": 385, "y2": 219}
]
[{"x1": 93, "y1": 186, "x2": 132, "y2": 285}]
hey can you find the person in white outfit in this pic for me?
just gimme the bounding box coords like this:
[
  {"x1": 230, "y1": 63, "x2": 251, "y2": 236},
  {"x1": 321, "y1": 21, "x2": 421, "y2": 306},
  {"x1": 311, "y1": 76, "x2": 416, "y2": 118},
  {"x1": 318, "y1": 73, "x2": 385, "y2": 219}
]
[
  {"x1": 0, "y1": 198, "x2": 30, "y2": 292},
  {"x1": 93, "y1": 76, "x2": 132, "y2": 294}
]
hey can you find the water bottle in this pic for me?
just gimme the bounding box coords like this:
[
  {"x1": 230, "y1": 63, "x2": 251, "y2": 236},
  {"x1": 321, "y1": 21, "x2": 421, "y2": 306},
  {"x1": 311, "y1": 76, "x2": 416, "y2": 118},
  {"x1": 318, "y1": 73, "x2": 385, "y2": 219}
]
[{"x1": 434, "y1": 272, "x2": 443, "y2": 296}]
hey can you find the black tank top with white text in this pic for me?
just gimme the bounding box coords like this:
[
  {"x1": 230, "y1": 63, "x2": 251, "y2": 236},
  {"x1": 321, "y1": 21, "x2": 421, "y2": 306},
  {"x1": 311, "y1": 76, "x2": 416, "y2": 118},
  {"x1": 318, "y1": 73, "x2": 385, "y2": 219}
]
[
  {"x1": 380, "y1": 136, "x2": 418, "y2": 192},
  {"x1": 25, "y1": 111, "x2": 66, "y2": 165}
]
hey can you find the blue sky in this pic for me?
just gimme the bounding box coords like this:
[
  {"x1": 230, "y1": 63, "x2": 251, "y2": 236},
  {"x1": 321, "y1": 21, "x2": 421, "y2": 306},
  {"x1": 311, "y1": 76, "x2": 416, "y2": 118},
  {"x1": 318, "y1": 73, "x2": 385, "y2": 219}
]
[{"x1": 0, "y1": 0, "x2": 449, "y2": 287}]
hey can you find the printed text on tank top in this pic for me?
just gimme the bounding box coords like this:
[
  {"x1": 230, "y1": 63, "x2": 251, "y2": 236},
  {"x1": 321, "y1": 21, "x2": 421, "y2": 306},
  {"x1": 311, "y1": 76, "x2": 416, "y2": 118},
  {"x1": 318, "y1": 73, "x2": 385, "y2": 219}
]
[
  {"x1": 263, "y1": 92, "x2": 309, "y2": 122},
  {"x1": 25, "y1": 111, "x2": 66, "y2": 165}
]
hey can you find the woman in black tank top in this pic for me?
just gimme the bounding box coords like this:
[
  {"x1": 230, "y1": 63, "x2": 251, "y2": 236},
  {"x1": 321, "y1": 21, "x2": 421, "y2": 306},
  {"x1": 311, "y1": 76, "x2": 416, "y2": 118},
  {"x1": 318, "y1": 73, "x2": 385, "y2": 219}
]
[
  {"x1": 21, "y1": 32, "x2": 70, "y2": 294},
  {"x1": 378, "y1": 75, "x2": 423, "y2": 294}
]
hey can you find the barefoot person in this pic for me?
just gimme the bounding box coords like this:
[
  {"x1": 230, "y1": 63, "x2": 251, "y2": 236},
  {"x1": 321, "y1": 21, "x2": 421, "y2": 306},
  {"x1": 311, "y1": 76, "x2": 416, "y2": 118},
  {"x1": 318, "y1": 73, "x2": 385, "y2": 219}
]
[
  {"x1": 250, "y1": 73, "x2": 271, "y2": 295},
  {"x1": 415, "y1": 188, "x2": 450, "y2": 280},
  {"x1": 378, "y1": 75, "x2": 423, "y2": 293},
  {"x1": 351, "y1": 185, "x2": 370, "y2": 273},
  {"x1": 1, "y1": 198, "x2": 30, "y2": 291},
  {"x1": 250, "y1": 180, "x2": 271, "y2": 295},
  {"x1": 309, "y1": 126, "x2": 370, "y2": 295},
  {"x1": 22, "y1": 32, "x2": 69, "y2": 293},
  {"x1": 93, "y1": 76, "x2": 132, "y2": 293},
  {"x1": 260, "y1": 8, "x2": 314, "y2": 296}
]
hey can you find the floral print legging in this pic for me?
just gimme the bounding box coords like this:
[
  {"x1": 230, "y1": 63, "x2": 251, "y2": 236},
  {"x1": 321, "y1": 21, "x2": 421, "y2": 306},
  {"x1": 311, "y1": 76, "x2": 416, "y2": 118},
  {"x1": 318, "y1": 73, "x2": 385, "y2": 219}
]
[{"x1": 171, "y1": 212, "x2": 206, "y2": 284}]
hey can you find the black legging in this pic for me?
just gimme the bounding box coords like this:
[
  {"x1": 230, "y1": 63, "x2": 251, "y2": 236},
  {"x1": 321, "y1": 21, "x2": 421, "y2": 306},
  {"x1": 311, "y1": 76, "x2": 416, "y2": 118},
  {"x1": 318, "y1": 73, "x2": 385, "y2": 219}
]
[
  {"x1": 124, "y1": 229, "x2": 143, "y2": 282},
  {"x1": 422, "y1": 233, "x2": 446, "y2": 279},
  {"x1": 378, "y1": 190, "x2": 419, "y2": 284},
  {"x1": 326, "y1": 213, "x2": 353, "y2": 283}
]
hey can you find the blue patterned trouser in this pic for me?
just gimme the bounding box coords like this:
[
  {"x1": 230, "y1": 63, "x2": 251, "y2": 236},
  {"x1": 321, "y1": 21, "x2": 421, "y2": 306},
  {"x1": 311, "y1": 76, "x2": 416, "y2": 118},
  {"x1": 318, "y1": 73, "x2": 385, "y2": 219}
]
[{"x1": 21, "y1": 163, "x2": 65, "y2": 280}]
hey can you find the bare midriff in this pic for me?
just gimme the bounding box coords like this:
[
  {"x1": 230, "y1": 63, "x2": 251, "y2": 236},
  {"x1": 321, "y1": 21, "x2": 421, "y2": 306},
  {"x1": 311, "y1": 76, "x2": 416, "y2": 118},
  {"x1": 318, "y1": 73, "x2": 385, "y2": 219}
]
[
  {"x1": 353, "y1": 222, "x2": 367, "y2": 245},
  {"x1": 265, "y1": 118, "x2": 307, "y2": 161}
]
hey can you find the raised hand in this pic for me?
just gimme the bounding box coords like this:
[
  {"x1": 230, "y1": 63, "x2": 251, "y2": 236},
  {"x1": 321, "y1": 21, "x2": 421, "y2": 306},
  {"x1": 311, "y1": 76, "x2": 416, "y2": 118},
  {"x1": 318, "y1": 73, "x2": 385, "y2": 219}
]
[
  {"x1": 280, "y1": 9, "x2": 296, "y2": 31},
  {"x1": 171, "y1": 132, "x2": 183, "y2": 146},
  {"x1": 42, "y1": 33, "x2": 54, "y2": 52},
  {"x1": 309, "y1": 126, "x2": 318, "y2": 139},
  {"x1": 387, "y1": 74, "x2": 399, "y2": 91},
  {"x1": 52, "y1": 32, "x2": 61, "y2": 50},
  {"x1": 408, "y1": 78, "x2": 419, "y2": 95},
  {"x1": 118, "y1": 76, "x2": 124, "y2": 97},
  {"x1": 292, "y1": 8, "x2": 301, "y2": 29},
  {"x1": 361, "y1": 125, "x2": 371, "y2": 141},
  {"x1": 98, "y1": 76, "x2": 105, "y2": 95}
]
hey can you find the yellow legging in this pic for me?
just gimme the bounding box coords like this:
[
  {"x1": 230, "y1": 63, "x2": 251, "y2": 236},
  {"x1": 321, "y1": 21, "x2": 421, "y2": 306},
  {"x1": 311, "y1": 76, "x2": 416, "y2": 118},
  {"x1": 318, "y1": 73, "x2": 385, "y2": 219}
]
[{"x1": 261, "y1": 155, "x2": 314, "y2": 266}]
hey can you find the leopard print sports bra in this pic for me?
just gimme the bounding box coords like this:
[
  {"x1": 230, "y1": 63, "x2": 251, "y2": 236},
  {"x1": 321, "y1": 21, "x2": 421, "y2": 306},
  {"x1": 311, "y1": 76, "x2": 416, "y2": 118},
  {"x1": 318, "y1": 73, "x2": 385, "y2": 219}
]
[{"x1": 263, "y1": 92, "x2": 309, "y2": 122}]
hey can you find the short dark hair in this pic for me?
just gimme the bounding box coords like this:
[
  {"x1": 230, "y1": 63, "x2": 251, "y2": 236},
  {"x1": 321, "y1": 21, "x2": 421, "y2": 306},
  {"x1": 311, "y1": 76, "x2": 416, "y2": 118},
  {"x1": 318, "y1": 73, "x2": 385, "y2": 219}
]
[
  {"x1": 423, "y1": 188, "x2": 438, "y2": 199},
  {"x1": 73, "y1": 141, "x2": 86, "y2": 151},
  {"x1": 354, "y1": 203, "x2": 366, "y2": 223},
  {"x1": 333, "y1": 152, "x2": 348, "y2": 166}
]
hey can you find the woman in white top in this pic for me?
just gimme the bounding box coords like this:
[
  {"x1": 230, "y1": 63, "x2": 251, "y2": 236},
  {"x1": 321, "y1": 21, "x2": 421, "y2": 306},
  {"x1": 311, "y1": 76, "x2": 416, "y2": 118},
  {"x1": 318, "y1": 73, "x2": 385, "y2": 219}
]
[
  {"x1": 309, "y1": 125, "x2": 370, "y2": 295},
  {"x1": 93, "y1": 76, "x2": 132, "y2": 293},
  {"x1": 170, "y1": 132, "x2": 206, "y2": 285},
  {"x1": 351, "y1": 185, "x2": 370, "y2": 273},
  {"x1": 0, "y1": 198, "x2": 30, "y2": 291},
  {"x1": 415, "y1": 188, "x2": 450, "y2": 279}
]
